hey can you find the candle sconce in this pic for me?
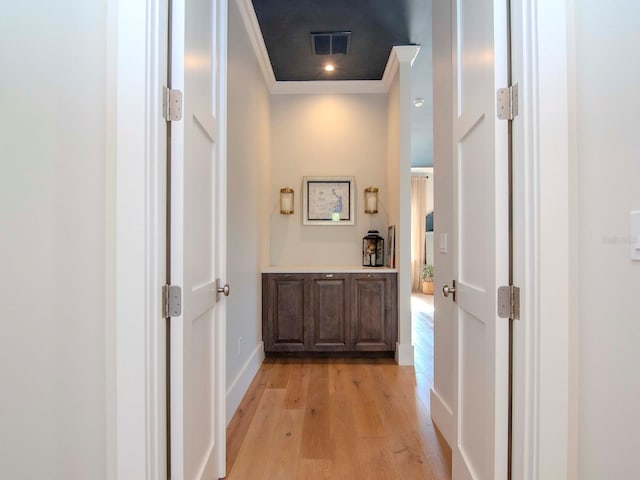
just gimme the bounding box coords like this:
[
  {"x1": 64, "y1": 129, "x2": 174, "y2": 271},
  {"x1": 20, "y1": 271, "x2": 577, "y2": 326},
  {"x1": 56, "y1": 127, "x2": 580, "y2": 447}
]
[
  {"x1": 280, "y1": 188, "x2": 294, "y2": 214},
  {"x1": 364, "y1": 187, "x2": 379, "y2": 214}
]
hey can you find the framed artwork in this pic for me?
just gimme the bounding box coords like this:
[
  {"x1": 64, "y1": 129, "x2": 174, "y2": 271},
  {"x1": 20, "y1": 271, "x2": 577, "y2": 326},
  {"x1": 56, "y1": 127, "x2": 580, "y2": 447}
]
[
  {"x1": 302, "y1": 176, "x2": 355, "y2": 225},
  {"x1": 387, "y1": 225, "x2": 396, "y2": 268}
]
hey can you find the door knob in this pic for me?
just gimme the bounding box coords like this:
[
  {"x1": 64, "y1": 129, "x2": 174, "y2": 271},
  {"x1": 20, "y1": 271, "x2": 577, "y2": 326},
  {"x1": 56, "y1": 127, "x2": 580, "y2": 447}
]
[
  {"x1": 443, "y1": 280, "x2": 456, "y2": 301},
  {"x1": 216, "y1": 278, "x2": 230, "y2": 300}
]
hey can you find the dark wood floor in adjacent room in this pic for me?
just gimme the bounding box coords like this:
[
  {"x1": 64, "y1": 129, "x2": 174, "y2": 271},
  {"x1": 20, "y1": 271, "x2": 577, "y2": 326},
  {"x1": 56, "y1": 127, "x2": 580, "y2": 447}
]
[{"x1": 225, "y1": 294, "x2": 450, "y2": 479}]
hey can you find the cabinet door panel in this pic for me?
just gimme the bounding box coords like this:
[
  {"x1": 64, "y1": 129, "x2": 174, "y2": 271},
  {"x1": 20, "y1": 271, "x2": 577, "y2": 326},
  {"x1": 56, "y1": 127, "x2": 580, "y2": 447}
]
[
  {"x1": 352, "y1": 274, "x2": 397, "y2": 351},
  {"x1": 310, "y1": 275, "x2": 349, "y2": 350},
  {"x1": 264, "y1": 275, "x2": 306, "y2": 351}
]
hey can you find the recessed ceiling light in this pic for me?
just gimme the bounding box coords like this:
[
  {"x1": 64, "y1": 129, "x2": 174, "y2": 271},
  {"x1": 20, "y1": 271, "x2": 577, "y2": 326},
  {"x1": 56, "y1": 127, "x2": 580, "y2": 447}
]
[
  {"x1": 413, "y1": 97, "x2": 425, "y2": 107},
  {"x1": 324, "y1": 64, "x2": 335, "y2": 72}
]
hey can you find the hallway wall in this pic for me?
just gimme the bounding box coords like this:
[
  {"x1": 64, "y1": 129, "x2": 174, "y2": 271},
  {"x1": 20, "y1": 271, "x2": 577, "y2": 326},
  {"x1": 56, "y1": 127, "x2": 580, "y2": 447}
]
[
  {"x1": 269, "y1": 93, "x2": 389, "y2": 266},
  {"x1": 226, "y1": 0, "x2": 271, "y2": 423},
  {"x1": 0, "y1": 1, "x2": 109, "y2": 477},
  {"x1": 429, "y1": 0, "x2": 454, "y2": 443},
  {"x1": 572, "y1": 2, "x2": 640, "y2": 477},
  {"x1": 386, "y1": 60, "x2": 416, "y2": 365}
]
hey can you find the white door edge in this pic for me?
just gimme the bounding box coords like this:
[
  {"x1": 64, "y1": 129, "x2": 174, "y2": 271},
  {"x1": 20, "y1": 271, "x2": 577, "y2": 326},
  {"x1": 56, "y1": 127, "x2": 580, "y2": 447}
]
[
  {"x1": 108, "y1": 0, "x2": 167, "y2": 478},
  {"x1": 215, "y1": 0, "x2": 229, "y2": 475}
]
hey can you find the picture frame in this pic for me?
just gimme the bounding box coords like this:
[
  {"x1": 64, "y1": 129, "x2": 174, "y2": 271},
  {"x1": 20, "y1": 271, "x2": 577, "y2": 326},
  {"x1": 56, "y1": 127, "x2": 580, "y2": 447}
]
[{"x1": 302, "y1": 176, "x2": 355, "y2": 225}]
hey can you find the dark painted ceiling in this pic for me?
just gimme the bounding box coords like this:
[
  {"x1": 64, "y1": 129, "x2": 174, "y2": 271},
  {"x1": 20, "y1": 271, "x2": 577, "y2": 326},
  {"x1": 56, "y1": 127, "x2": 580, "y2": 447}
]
[
  {"x1": 252, "y1": 0, "x2": 415, "y2": 81},
  {"x1": 250, "y1": 0, "x2": 434, "y2": 168}
]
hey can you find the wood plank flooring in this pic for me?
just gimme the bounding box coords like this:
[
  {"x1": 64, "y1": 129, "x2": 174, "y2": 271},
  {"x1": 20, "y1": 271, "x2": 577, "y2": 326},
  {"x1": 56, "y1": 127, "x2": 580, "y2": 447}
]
[{"x1": 225, "y1": 294, "x2": 450, "y2": 479}]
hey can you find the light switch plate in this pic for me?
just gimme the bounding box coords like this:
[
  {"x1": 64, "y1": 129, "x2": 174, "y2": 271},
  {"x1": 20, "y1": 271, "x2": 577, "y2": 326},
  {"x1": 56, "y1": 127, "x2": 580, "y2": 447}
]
[
  {"x1": 439, "y1": 233, "x2": 448, "y2": 254},
  {"x1": 631, "y1": 211, "x2": 640, "y2": 261}
]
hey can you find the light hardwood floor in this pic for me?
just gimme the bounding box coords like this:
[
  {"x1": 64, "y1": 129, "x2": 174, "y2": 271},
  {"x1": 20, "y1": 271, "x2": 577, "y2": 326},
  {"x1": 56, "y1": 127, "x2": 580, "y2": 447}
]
[{"x1": 225, "y1": 294, "x2": 450, "y2": 479}]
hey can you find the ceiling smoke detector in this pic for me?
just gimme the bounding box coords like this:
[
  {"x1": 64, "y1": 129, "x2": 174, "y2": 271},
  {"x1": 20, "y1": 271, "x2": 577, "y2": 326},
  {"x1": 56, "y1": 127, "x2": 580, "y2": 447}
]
[{"x1": 311, "y1": 31, "x2": 351, "y2": 55}]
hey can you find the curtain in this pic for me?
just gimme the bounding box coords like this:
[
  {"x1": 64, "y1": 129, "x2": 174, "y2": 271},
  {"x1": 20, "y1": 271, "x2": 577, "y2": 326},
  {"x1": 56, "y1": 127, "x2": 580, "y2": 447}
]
[{"x1": 410, "y1": 176, "x2": 428, "y2": 292}]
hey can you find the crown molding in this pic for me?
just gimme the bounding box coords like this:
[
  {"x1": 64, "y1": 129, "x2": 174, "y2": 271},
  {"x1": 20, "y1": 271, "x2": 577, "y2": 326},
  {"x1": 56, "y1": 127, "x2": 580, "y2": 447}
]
[
  {"x1": 393, "y1": 44, "x2": 421, "y2": 65},
  {"x1": 382, "y1": 45, "x2": 421, "y2": 91},
  {"x1": 270, "y1": 80, "x2": 387, "y2": 95},
  {"x1": 235, "y1": 0, "x2": 421, "y2": 95},
  {"x1": 381, "y1": 50, "x2": 400, "y2": 91},
  {"x1": 235, "y1": 0, "x2": 276, "y2": 89}
]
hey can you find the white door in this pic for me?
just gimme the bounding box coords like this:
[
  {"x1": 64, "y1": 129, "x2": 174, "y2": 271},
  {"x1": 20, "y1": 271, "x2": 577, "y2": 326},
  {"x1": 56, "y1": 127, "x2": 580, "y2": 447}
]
[
  {"x1": 449, "y1": 0, "x2": 510, "y2": 478},
  {"x1": 169, "y1": 0, "x2": 228, "y2": 478}
]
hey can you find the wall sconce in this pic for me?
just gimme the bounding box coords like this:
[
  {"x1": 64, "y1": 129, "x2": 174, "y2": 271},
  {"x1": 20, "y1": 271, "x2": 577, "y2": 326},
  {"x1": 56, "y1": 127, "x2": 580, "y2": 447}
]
[
  {"x1": 280, "y1": 188, "x2": 294, "y2": 214},
  {"x1": 364, "y1": 187, "x2": 379, "y2": 214}
]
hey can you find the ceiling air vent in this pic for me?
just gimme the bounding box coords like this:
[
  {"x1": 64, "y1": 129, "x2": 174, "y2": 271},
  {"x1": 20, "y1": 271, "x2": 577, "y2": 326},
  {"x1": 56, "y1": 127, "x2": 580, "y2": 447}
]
[{"x1": 311, "y1": 31, "x2": 351, "y2": 55}]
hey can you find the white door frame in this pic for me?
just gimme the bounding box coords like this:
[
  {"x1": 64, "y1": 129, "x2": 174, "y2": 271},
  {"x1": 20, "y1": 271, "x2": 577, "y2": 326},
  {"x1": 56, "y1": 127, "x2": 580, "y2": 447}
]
[
  {"x1": 106, "y1": 0, "x2": 168, "y2": 477},
  {"x1": 511, "y1": 0, "x2": 572, "y2": 478},
  {"x1": 107, "y1": 0, "x2": 229, "y2": 477}
]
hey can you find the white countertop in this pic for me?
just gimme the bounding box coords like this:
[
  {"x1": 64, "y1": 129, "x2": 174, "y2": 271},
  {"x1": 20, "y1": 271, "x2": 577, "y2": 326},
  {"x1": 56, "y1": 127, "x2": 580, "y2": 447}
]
[{"x1": 262, "y1": 266, "x2": 398, "y2": 273}]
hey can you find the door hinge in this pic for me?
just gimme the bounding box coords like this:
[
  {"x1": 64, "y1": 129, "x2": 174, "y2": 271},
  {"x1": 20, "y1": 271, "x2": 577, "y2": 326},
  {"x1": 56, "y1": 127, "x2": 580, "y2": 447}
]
[
  {"x1": 496, "y1": 83, "x2": 519, "y2": 120},
  {"x1": 497, "y1": 285, "x2": 520, "y2": 320},
  {"x1": 162, "y1": 284, "x2": 182, "y2": 318},
  {"x1": 162, "y1": 86, "x2": 183, "y2": 121}
]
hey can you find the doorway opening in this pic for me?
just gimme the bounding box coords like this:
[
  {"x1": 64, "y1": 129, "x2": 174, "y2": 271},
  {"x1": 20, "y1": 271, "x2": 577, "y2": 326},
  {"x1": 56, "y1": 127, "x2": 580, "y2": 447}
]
[
  {"x1": 410, "y1": 167, "x2": 435, "y2": 295},
  {"x1": 410, "y1": 167, "x2": 437, "y2": 445},
  {"x1": 410, "y1": 167, "x2": 435, "y2": 371}
]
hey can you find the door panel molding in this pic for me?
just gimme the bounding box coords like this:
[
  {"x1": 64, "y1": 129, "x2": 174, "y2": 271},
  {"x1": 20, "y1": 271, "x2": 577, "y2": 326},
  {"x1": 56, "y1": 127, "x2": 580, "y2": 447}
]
[
  {"x1": 168, "y1": 0, "x2": 228, "y2": 478},
  {"x1": 451, "y1": 0, "x2": 510, "y2": 478}
]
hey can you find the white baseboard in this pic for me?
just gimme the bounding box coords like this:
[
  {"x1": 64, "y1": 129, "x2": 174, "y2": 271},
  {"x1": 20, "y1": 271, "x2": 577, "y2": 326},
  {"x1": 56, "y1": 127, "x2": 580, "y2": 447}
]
[
  {"x1": 395, "y1": 342, "x2": 415, "y2": 366},
  {"x1": 430, "y1": 386, "x2": 453, "y2": 447},
  {"x1": 225, "y1": 341, "x2": 265, "y2": 425}
]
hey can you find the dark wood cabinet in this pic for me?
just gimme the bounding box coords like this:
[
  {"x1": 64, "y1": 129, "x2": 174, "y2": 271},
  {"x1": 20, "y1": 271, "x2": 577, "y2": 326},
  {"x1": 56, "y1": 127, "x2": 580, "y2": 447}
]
[
  {"x1": 262, "y1": 274, "x2": 307, "y2": 352},
  {"x1": 351, "y1": 273, "x2": 397, "y2": 351},
  {"x1": 310, "y1": 274, "x2": 350, "y2": 351},
  {"x1": 262, "y1": 271, "x2": 397, "y2": 354}
]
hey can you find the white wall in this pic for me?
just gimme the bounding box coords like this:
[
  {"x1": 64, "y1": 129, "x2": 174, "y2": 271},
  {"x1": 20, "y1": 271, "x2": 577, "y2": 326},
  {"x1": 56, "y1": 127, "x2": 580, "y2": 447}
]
[
  {"x1": 269, "y1": 94, "x2": 389, "y2": 266},
  {"x1": 0, "y1": 1, "x2": 108, "y2": 477},
  {"x1": 387, "y1": 77, "x2": 401, "y2": 235},
  {"x1": 573, "y1": 2, "x2": 640, "y2": 478},
  {"x1": 429, "y1": 0, "x2": 454, "y2": 444},
  {"x1": 385, "y1": 47, "x2": 418, "y2": 366},
  {"x1": 387, "y1": 77, "x2": 401, "y2": 250},
  {"x1": 225, "y1": 0, "x2": 271, "y2": 423}
]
